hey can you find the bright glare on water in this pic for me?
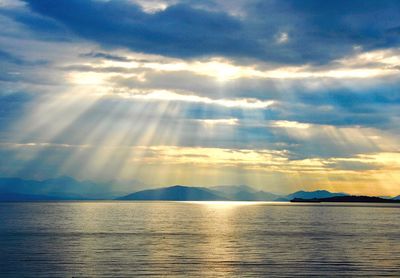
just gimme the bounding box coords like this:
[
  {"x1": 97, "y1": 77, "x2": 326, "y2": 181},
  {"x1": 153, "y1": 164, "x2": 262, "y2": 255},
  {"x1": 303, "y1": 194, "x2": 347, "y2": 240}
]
[{"x1": 0, "y1": 201, "x2": 399, "y2": 277}]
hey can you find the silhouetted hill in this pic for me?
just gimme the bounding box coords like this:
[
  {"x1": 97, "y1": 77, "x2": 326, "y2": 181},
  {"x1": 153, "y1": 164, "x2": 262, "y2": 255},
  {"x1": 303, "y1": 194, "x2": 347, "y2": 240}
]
[
  {"x1": 393, "y1": 195, "x2": 400, "y2": 200},
  {"x1": 118, "y1": 185, "x2": 228, "y2": 201},
  {"x1": 283, "y1": 190, "x2": 348, "y2": 201},
  {"x1": 291, "y1": 196, "x2": 400, "y2": 203}
]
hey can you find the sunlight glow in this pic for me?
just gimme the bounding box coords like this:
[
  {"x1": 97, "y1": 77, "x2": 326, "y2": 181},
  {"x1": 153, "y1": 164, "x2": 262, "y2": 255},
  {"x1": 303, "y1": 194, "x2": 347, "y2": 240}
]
[
  {"x1": 198, "y1": 118, "x2": 239, "y2": 127},
  {"x1": 271, "y1": 120, "x2": 311, "y2": 129},
  {"x1": 134, "y1": 0, "x2": 170, "y2": 13},
  {"x1": 68, "y1": 72, "x2": 105, "y2": 85},
  {"x1": 113, "y1": 90, "x2": 276, "y2": 109},
  {"x1": 184, "y1": 201, "x2": 267, "y2": 207},
  {"x1": 84, "y1": 50, "x2": 400, "y2": 82}
]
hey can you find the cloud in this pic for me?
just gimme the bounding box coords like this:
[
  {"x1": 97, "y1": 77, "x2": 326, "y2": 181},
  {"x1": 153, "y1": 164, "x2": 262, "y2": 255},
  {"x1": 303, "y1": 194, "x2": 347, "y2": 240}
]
[
  {"x1": 21, "y1": 0, "x2": 400, "y2": 64},
  {"x1": 0, "y1": 49, "x2": 47, "y2": 66},
  {"x1": 326, "y1": 159, "x2": 381, "y2": 171},
  {"x1": 197, "y1": 118, "x2": 239, "y2": 127},
  {"x1": 270, "y1": 120, "x2": 311, "y2": 129},
  {"x1": 79, "y1": 51, "x2": 132, "y2": 62},
  {"x1": 109, "y1": 89, "x2": 275, "y2": 109},
  {"x1": 0, "y1": 49, "x2": 26, "y2": 65},
  {"x1": 21, "y1": 0, "x2": 251, "y2": 59},
  {"x1": 0, "y1": 0, "x2": 399, "y2": 194}
]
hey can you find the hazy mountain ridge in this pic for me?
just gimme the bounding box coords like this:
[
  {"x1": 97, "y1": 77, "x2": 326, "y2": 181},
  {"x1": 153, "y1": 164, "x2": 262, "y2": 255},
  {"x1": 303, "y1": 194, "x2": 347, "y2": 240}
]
[
  {"x1": 210, "y1": 185, "x2": 257, "y2": 195},
  {"x1": 118, "y1": 185, "x2": 352, "y2": 201},
  {"x1": 0, "y1": 193, "x2": 68, "y2": 201},
  {"x1": 0, "y1": 177, "x2": 398, "y2": 201},
  {"x1": 0, "y1": 176, "x2": 125, "y2": 200},
  {"x1": 210, "y1": 185, "x2": 282, "y2": 201},
  {"x1": 118, "y1": 185, "x2": 227, "y2": 201},
  {"x1": 282, "y1": 190, "x2": 349, "y2": 201}
]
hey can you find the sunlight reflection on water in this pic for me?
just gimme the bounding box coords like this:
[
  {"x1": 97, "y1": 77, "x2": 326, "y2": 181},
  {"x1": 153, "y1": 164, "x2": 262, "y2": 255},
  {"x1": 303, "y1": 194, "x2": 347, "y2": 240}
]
[{"x1": 0, "y1": 201, "x2": 399, "y2": 277}]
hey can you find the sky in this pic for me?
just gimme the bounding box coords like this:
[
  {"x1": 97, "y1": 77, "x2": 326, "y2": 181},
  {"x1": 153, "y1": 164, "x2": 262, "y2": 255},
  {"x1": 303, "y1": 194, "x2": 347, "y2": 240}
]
[{"x1": 0, "y1": 0, "x2": 400, "y2": 195}]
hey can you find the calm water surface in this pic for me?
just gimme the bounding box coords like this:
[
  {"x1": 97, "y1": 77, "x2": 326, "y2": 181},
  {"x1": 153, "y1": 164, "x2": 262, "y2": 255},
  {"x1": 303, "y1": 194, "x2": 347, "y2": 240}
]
[{"x1": 0, "y1": 201, "x2": 399, "y2": 277}]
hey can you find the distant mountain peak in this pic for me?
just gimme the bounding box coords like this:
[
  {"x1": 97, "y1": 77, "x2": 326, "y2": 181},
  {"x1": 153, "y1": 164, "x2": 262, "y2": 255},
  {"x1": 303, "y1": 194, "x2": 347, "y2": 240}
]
[
  {"x1": 293, "y1": 189, "x2": 330, "y2": 194},
  {"x1": 286, "y1": 189, "x2": 348, "y2": 201},
  {"x1": 169, "y1": 185, "x2": 189, "y2": 189},
  {"x1": 118, "y1": 185, "x2": 227, "y2": 201}
]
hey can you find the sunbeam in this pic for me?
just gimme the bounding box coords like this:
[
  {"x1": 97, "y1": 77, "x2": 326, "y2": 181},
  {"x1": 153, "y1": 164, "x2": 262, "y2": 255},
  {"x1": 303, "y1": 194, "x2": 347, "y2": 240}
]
[
  {"x1": 0, "y1": 0, "x2": 399, "y2": 196},
  {"x1": 1, "y1": 1, "x2": 400, "y2": 276}
]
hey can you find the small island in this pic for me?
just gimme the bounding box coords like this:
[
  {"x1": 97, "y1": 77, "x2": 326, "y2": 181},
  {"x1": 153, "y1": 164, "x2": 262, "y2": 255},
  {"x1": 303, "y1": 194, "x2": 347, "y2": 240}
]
[{"x1": 291, "y1": 195, "x2": 400, "y2": 203}]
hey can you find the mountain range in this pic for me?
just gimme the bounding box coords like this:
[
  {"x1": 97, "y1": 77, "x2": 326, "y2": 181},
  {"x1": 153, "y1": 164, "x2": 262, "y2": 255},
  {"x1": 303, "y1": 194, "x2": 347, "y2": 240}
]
[
  {"x1": 0, "y1": 176, "x2": 127, "y2": 200},
  {"x1": 117, "y1": 185, "x2": 350, "y2": 201},
  {"x1": 0, "y1": 177, "x2": 399, "y2": 202}
]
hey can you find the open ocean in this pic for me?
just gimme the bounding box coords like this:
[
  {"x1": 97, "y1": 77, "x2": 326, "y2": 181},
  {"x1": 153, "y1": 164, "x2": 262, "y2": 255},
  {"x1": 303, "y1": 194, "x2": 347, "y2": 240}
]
[{"x1": 0, "y1": 201, "x2": 399, "y2": 277}]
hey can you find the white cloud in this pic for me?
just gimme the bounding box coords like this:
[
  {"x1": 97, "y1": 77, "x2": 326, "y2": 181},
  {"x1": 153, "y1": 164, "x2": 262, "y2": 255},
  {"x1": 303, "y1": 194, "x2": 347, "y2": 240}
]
[
  {"x1": 80, "y1": 50, "x2": 400, "y2": 82},
  {"x1": 198, "y1": 118, "x2": 239, "y2": 126},
  {"x1": 276, "y1": 32, "x2": 289, "y2": 44},
  {"x1": 111, "y1": 89, "x2": 276, "y2": 109},
  {"x1": 270, "y1": 120, "x2": 311, "y2": 129}
]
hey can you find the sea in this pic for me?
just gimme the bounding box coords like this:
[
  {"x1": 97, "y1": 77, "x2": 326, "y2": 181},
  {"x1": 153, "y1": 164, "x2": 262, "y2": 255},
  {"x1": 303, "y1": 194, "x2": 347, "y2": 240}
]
[{"x1": 0, "y1": 201, "x2": 399, "y2": 277}]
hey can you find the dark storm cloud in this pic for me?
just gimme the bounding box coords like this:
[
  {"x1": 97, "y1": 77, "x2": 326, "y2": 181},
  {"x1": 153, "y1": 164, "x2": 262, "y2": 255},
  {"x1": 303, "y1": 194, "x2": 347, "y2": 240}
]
[
  {"x1": 21, "y1": 0, "x2": 253, "y2": 60},
  {"x1": 21, "y1": 0, "x2": 400, "y2": 64},
  {"x1": 0, "y1": 5, "x2": 71, "y2": 41}
]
